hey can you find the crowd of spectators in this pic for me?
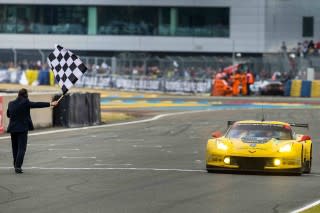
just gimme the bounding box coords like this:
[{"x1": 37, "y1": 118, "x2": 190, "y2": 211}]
[
  {"x1": 283, "y1": 40, "x2": 320, "y2": 57},
  {"x1": 0, "y1": 52, "x2": 312, "y2": 85}
]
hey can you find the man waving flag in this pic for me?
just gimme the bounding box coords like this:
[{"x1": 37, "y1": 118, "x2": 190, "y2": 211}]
[{"x1": 47, "y1": 44, "x2": 87, "y2": 94}]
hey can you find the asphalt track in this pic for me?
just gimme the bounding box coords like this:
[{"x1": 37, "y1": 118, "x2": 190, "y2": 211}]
[{"x1": 0, "y1": 108, "x2": 320, "y2": 213}]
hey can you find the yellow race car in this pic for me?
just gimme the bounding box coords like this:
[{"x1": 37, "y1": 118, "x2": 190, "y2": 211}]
[{"x1": 206, "y1": 120, "x2": 312, "y2": 175}]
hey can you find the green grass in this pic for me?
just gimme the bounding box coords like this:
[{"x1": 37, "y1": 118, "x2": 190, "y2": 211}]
[
  {"x1": 301, "y1": 205, "x2": 320, "y2": 213},
  {"x1": 101, "y1": 112, "x2": 134, "y2": 123}
]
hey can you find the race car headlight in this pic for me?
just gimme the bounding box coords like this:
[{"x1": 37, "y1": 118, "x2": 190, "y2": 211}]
[
  {"x1": 279, "y1": 143, "x2": 293, "y2": 153},
  {"x1": 274, "y1": 159, "x2": 281, "y2": 166},
  {"x1": 217, "y1": 141, "x2": 228, "y2": 151}
]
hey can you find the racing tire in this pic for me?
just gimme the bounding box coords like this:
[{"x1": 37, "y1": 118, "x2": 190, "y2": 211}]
[
  {"x1": 206, "y1": 165, "x2": 215, "y2": 173},
  {"x1": 303, "y1": 146, "x2": 312, "y2": 174},
  {"x1": 295, "y1": 149, "x2": 304, "y2": 176}
]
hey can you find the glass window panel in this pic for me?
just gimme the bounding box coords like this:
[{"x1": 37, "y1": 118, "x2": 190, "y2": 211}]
[
  {"x1": 97, "y1": 6, "x2": 229, "y2": 37},
  {"x1": 303, "y1": 16, "x2": 313, "y2": 37},
  {"x1": 97, "y1": 6, "x2": 158, "y2": 35},
  {"x1": 176, "y1": 7, "x2": 229, "y2": 37},
  {"x1": 158, "y1": 7, "x2": 170, "y2": 36},
  {"x1": 0, "y1": 5, "x2": 87, "y2": 34},
  {"x1": 0, "y1": 5, "x2": 229, "y2": 37}
]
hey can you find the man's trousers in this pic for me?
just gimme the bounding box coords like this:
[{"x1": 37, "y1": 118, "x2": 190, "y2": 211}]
[{"x1": 10, "y1": 132, "x2": 28, "y2": 169}]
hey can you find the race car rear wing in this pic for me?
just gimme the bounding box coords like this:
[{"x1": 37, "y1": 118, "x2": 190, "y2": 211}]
[
  {"x1": 227, "y1": 121, "x2": 309, "y2": 128},
  {"x1": 288, "y1": 123, "x2": 309, "y2": 128},
  {"x1": 227, "y1": 121, "x2": 236, "y2": 126}
]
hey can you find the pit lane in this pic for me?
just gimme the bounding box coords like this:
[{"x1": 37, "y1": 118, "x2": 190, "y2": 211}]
[{"x1": 0, "y1": 108, "x2": 319, "y2": 213}]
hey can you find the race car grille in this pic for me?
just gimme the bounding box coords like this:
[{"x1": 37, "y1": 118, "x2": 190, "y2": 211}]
[{"x1": 230, "y1": 157, "x2": 273, "y2": 170}]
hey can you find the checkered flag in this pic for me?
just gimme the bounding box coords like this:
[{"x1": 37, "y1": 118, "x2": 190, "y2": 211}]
[{"x1": 47, "y1": 44, "x2": 87, "y2": 94}]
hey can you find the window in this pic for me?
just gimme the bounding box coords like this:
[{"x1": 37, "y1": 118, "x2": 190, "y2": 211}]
[
  {"x1": 0, "y1": 5, "x2": 87, "y2": 34},
  {"x1": 97, "y1": 6, "x2": 229, "y2": 37},
  {"x1": 303, "y1": 16, "x2": 313, "y2": 37},
  {"x1": 0, "y1": 5, "x2": 230, "y2": 37}
]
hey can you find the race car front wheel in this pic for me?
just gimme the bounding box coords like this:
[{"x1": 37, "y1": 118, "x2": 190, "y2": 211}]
[{"x1": 303, "y1": 145, "x2": 312, "y2": 174}]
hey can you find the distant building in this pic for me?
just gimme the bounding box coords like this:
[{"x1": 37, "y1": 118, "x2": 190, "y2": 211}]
[{"x1": 0, "y1": 0, "x2": 319, "y2": 55}]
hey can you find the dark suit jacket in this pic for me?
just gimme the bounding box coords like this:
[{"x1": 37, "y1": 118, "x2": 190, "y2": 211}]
[{"x1": 7, "y1": 97, "x2": 50, "y2": 133}]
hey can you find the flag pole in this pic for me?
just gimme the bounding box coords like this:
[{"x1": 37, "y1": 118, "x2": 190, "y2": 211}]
[{"x1": 57, "y1": 94, "x2": 64, "y2": 103}]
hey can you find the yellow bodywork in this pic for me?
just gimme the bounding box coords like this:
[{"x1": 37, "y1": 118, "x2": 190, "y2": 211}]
[{"x1": 206, "y1": 120, "x2": 312, "y2": 174}]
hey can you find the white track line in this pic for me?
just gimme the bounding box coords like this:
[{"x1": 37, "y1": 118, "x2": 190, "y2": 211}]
[
  {"x1": 61, "y1": 157, "x2": 96, "y2": 159},
  {"x1": 94, "y1": 163, "x2": 132, "y2": 166},
  {"x1": 1, "y1": 109, "x2": 319, "y2": 211},
  {"x1": 291, "y1": 199, "x2": 320, "y2": 213},
  {"x1": 48, "y1": 149, "x2": 80, "y2": 151},
  {"x1": 0, "y1": 110, "x2": 209, "y2": 140},
  {"x1": 0, "y1": 166, "x2": 205, "y2": 172}
]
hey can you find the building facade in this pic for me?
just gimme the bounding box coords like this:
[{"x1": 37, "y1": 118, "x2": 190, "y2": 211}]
[{"x1": 0, "y1": 0, "x2": 318, "y2": 54}]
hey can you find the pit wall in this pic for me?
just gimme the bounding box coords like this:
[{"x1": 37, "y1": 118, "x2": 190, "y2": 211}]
[
  {"x1": 1, "y1": 93, "x2": 55, "y2": 134},
  {"x1": 285, "y1": 80, "x2": 320, "y2": 97}
]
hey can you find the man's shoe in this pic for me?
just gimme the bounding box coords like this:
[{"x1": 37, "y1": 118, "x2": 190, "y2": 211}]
[{"x1": 15, "y1": 168, "x2": 23, "y2": 174}]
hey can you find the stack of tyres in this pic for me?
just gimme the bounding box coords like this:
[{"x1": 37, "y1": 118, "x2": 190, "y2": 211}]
[
  {"x1": 87, "y1": 93, "x2": 101, "y2": 126},
  {"x1": 290, "y1": 80, "x2": 302, "y2": 97},
  {"x1": 311, "y1": 80, "x2": 320, "y2": 97},
  {"x1": 53, "y1": 93, "x2": 101, "y2": 127},
  {"x1": 300, "y1": 80, "x2": 311, "y2": 97},
  {"x1": 284, "y1": 80, "x2": 291, "y2": 96}
]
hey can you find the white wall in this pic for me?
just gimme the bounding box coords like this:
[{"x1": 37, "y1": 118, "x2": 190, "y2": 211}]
[
  {"x1": 265, "y1": 0, "x2": 320, "y2": 52},
  {"x1": 0, "y1": 0, "x2": 267, "y2": 53}
]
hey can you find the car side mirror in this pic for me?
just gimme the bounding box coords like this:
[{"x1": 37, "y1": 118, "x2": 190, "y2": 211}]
[
  {"x1": 212, "y1": 131, "x2": 222, "y2": 138},
  {"x1": 299, "y1": 135, "x2": 311, "y2": 142}
]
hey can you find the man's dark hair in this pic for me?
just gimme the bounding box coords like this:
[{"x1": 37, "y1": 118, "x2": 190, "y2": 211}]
[{"x1": 18, "y1": 88, "x2": 28, "y2": 98}]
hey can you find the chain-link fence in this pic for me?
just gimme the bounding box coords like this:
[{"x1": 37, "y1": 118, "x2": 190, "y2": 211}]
[{"x1": 0, "y1": 48, "x2": 319, "y2": 93}]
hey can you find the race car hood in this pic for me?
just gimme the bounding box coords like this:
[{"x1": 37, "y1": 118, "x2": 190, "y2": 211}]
[{"x1": 225, "y1": 136, "x2": 293, "y2": 152}]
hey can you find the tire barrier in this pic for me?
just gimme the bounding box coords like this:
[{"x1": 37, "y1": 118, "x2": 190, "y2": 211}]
[
  {"x1": 284, "y1": 80, "x2": 292, "y2": 96},
  {"x1": 285, "y1": 80, "x2": 320, "y2": 97},
  {"x1": 25, "y1": 69, "x2": 39, "y2": 85},
  {"x1": 301, "y1": 81, "x2": 311, "y2": 97},
  {"x1": 53, "y1": 93, "x2": 101, "y2": 128},
  {"x1": 311, "y1": 80, "x2": 320, "y2": 97},
  {"x1": 290, "y1": 80, "x2": 302, "y2": 97}
]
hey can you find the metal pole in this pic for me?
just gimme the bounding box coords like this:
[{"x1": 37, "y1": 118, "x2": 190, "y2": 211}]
[
  {"x1": 12, "y1": 48, "x2": 17, "y2": 67},
  {"x1": 232, "y1": 40, "x2": 235, "y2": 65},
  {"x1": 38, "y1": 49, "x2": 45, "y2": 65}
]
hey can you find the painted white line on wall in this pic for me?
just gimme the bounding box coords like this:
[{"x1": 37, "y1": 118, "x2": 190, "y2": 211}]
[
  {"x1": 0, "y1": 110, "x2": 209, "y2": 140},
  {"x1": 291, "y1": 199, "x2": 320, "y2": 213}
]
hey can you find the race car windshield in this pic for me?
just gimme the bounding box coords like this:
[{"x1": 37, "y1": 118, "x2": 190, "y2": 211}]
[{"x1": 226, "y1": 124, "x2": 292, "y2": 140}]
